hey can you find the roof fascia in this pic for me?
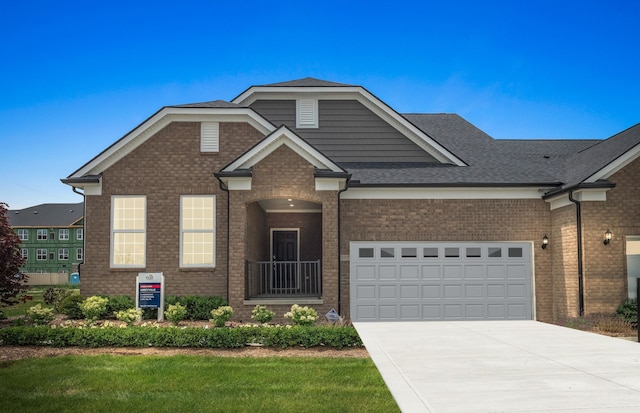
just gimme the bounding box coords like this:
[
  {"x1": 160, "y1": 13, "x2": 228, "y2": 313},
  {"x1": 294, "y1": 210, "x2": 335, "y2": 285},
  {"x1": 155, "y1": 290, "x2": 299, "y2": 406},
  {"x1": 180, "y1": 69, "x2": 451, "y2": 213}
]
[
  {"x1": 341, "y1": 186, "x2": 548, "y2": 200},
  {"x1": 544, "y1": 186, "x2": 614, "y2": 210},
  {"x1": 232, "y1": 86, "x2": 466, "y2": 166},
  {"x1": 584, "y1": 142, "x2": 640, "y2": 182},
  {"x1": 222, "y1": 126, "x2": 345, "y2": 173},
  {"x1": 67, "y1": 107, "x2": 275, "y2": 179}
]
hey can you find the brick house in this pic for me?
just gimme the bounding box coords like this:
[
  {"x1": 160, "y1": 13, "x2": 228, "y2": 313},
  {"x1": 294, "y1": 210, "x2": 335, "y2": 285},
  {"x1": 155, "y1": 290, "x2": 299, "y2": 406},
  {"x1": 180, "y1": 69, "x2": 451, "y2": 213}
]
[{"x1": 62, "y1": 78, "x2": 640, "y2": 323}]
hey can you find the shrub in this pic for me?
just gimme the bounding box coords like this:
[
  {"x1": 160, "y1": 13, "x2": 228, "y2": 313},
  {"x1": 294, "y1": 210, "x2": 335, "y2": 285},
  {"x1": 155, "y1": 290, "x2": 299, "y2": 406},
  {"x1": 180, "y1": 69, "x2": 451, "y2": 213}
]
[
  {"x1": 26, "y1": 304, "x2": 55, "y2": 326},
  {"x1": 43, "y1": 288, "x2": 74, "y2": 312},
  {"x1": 115, "y1": 308, "x2": 143, "y2": 326},
  {"x1": 251, "y1": 305, "x2": 275, "y2": 324},
  {"x1": 592, "y1": 313, "x2": 634, "y2": 335},
  {"x1": 284, "y1": 304, "x2": 318, "y2": 326},
  {"x1": 164, "y1": 295, "x2": 227, "y2": 320},
  {"x1": 164, "y1": 303, "x2": 187, "y2": 326},
  {"x1": 80, "y1": 296, "x2": 109, "y2": 323},
  {"x1": 616, "y1": 298, "x2": 638, "y2": 325},
  {"x1": 59, "y1": 294, "x2": 84, "y2": 319},
  {"x1": 0, "y1": 309, "x2": 6, "y2": 320},
  {"x1": 108, "y1": 295, "x2": 136, "y2": 314},
  {"x1": 210, "y1": 306, "x2": 234, "y2": 327}
]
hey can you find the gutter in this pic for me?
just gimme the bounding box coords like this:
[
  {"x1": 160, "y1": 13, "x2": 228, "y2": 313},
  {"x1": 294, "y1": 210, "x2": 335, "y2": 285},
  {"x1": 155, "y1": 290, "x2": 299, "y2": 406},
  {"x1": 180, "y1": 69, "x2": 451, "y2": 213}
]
[
  {"x1": 337, "y1": 178, "x2": 351, "y2": 315},
  {"x1": 568, "y1": 191, "x2": 585, "y2": 317},
  {"x1": 215, "y1": 176, "x2": 231, "y2": 303},
  {"x1": 71, "y1": 186, "x2": 86, "y2": 281}
]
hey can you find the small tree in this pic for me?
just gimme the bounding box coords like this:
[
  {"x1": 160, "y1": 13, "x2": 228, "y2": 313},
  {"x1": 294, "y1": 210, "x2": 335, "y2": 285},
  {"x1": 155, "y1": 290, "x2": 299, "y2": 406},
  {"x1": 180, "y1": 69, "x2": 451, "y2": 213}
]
[{"x1": 0, "y1": 202, "x2": 28, "y2": 307}]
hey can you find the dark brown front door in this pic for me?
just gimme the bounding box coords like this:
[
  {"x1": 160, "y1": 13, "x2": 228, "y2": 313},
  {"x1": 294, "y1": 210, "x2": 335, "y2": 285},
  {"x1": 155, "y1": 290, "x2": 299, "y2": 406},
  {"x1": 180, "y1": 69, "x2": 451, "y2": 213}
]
[{"x1": 272, "y1": 230, "x2": 298, "y2": 289}]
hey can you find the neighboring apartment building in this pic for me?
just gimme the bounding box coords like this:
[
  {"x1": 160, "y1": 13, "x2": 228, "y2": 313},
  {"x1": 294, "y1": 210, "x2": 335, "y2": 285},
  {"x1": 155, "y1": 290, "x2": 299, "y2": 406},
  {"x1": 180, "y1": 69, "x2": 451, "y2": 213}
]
[
  {"x1": 8, "y1": 203, "x2": 84, "y2": 275},
  {"x1": 61, "y1": 78, "x2": 640, "y2": 323}
]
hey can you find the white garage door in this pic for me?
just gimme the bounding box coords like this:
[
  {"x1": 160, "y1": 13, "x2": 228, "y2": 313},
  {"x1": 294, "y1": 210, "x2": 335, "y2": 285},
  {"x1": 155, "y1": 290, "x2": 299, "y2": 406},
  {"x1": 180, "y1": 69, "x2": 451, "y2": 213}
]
[{"x1": 350, "y1": 242, "x2": 533, "y2": 321}]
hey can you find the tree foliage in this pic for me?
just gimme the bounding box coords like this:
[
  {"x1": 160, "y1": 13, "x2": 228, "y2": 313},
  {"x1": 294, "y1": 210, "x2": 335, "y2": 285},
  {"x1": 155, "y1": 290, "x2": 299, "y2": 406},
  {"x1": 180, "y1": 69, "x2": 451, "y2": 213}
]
[{"x1": 0, "y1": 202, "x2": 28, "y2": 306}]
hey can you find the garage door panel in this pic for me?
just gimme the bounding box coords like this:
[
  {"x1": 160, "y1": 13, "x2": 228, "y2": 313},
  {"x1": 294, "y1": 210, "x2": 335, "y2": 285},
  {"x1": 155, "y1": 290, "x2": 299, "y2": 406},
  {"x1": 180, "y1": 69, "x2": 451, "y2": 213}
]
[{"x1": 351, "y1": 242, "x2": 532, "y2": 321}]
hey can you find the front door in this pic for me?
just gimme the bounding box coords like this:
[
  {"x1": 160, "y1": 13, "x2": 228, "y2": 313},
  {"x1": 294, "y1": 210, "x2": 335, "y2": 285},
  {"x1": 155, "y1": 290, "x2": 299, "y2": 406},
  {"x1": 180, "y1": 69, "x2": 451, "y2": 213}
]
[{"x1": 272, "y1": 230, "x2": 299, "y2": 290}]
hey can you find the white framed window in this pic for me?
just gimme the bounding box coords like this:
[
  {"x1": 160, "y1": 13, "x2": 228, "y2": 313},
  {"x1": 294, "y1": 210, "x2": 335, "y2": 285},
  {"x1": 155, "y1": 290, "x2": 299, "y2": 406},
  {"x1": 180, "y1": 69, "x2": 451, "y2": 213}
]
[
  {"x1": 21, "y1": 248, "x2": 28, "y2": 260},
  {"x1": 17, "y1": 229, "x2": 28, "y2": 241},
  {"x1": 76, "y1": 229, "x2": 84, "y2": 240},
  {"x1": 180, "y1": 195, "x2": 215, "y2": 267},
  {"x1": 296, "y1": 99, "x2": 318, "y2": 128},
  {"x1": 77, "y1": 248, "x2": 83, "y2": 261},
  {"x1": 200, "y1": 122, "x2": 219, "y2": 153},
  {"x1": 36, "y1": 248, "x2": 47, "y2": 260},
  {"x1": 58, "y1": 248, "x2": 69, "y2": 260},
  {"x1": 111, "y1": 196, "x2": 146, "y2": 267},
  {"x1": 59, "y1": 229, "x2": 70, "y2": 240},
  {"x1": 37, "y1": 229, "x2": 48, "y2": 240}
]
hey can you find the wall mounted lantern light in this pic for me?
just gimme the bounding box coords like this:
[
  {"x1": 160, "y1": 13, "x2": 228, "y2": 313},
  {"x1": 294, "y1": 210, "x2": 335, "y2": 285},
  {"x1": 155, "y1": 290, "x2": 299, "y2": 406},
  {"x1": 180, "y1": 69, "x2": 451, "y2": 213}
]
[
  {"x1": 541, "y1": 234, "x2": 549, "y2": 249},
  {"x1": 604, "y1": 229, "x2": 612, "y2": 246}
]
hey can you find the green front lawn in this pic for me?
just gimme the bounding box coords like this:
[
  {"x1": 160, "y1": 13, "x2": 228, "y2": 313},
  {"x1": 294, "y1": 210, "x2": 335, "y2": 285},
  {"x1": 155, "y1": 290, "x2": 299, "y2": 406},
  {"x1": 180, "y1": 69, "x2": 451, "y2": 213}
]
[
  {"x1": 1, "y1": 285, "x2": 78, "y2": 317},
  {"x1": 0, "y1": 355, "x2": 399, "y2": 413}
]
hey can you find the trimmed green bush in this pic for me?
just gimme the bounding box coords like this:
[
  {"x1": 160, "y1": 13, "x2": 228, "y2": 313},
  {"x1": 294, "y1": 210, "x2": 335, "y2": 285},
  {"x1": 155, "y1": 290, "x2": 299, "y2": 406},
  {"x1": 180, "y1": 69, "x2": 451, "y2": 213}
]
[
  {"x1": 80, "y1": 296, "x2": 109, "y2": 323},
  {"x1": 164, "y1": 295, "x2": 227, "y2": 320},
  {"x1": 59, "y1": 295, "x2": 84, "y2": 320},
  {"x1": 164, "y1": 303, "x2": 187, "y2": 326},
  {"x1": 616, "y1": 298, "x2": 638, "y2": 324},
  {"x1": 251, "y1": 305, "x2": 275, "y2": 324},
  {"x1": 114, "y1": 308, "x2": 143, "y2": 326},
  {"x1": 0, "y1": 325, "x2": 362, "y2": 349},
  {"x1": 26, "y1": 304, "x2": 55, "y2": 326},
  {"x1": 284, "y1": 304, "x2": 319, "y2": 326},
  {"x1": 108, "y1": 295, "x2": 135, "y2": 314},
  {"x1": 210, "y1": 306, "x2": 234, "y2": 327}
]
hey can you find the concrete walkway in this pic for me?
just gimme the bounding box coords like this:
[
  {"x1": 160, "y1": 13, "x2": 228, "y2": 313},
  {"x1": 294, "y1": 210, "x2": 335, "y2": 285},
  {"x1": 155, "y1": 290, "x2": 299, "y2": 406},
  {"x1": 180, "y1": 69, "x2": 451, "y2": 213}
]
[{"x1": 354, "y1": 321, "x2": 640, "y2": 413}]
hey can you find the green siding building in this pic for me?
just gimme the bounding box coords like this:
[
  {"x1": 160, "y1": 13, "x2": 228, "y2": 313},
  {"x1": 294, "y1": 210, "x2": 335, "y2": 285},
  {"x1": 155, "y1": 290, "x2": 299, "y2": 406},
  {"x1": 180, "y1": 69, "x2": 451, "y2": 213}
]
[{"x1": 8, "y1": 203, "x2": 84, "y2": 275}]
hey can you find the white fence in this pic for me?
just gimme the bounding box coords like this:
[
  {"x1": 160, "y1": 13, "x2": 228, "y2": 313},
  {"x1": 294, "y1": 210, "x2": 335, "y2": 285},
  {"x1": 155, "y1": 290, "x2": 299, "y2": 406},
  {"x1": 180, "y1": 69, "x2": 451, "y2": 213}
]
[{"x1": 25, "y1": 273, "x2": 70, "y2": 285}]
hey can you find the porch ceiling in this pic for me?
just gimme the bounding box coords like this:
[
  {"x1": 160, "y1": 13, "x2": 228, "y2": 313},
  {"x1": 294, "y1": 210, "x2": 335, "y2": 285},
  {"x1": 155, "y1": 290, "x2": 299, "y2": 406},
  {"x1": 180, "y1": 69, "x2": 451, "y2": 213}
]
[{"x1": 257, "y1": 199, "x2": 321, "y2": 213}]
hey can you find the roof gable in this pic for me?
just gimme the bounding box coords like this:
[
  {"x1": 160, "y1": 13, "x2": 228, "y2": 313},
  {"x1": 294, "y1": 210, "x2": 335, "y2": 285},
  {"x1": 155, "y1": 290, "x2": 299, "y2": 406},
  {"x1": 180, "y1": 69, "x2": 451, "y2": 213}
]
[
  {"x1": 231, "y1": 79, "x2": 466, "y2": 166},
  {"x1": 220, "y1": 125, "x2": 346, "y2": 174}
]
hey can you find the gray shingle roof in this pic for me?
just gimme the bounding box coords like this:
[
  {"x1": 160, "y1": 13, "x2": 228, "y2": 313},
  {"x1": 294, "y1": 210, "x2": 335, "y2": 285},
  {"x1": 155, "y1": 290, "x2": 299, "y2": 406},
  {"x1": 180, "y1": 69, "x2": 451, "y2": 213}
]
[
  {"x1": 260, "y1": 77, "x2": 354, "y2": 87},
  {"x1": 8, "y1": 203, "x2": 84, "y2": 227}
]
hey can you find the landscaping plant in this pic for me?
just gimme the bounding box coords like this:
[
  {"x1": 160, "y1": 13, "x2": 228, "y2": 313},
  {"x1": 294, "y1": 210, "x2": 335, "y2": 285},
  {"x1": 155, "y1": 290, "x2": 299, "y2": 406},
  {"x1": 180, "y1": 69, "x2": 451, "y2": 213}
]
[
  {"x1": 0, "y1": 202, "x2": 28, "y2": 307},
  {"x1": 114, "y1": 308, "x2": 143, "y2": 326},
  {"x1": 26, "y1": 304, "x2": 55, "y2": 326},
  {"x1": 210, "y1": 305, "x2": 234, "y2": 327},
  {"x1": 251, "y1": 305, "x2": 275, "y2": 324},
  {"x1": 284, "y1": 304, "x2": 318, "y2": 326},
  {"x1": 164, "y1": 303, "x2": 187, "y2": 326},
  {"x1": 79, "y1": 296, "x2": 109, "y2": 323},
  {"x1": 60, "y1": 294, "x2": 84, "y2": 319}
]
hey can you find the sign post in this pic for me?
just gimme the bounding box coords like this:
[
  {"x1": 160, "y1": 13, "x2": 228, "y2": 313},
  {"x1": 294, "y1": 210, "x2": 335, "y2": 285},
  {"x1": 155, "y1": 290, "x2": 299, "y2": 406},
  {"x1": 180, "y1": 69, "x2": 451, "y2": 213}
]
[{"x1": 136, "y1": 272, "x2": 165, "y2": 322}]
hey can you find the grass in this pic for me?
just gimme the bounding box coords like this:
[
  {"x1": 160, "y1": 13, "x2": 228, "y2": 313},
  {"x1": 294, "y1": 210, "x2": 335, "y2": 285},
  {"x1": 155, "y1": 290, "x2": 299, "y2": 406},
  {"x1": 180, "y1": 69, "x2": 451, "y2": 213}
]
[
  {"x1": 1, "y1": 285, "x2": 79, "y2": 317},
  {"x1": 0, "y1": 355, "x2": 399, "y2": 413}
]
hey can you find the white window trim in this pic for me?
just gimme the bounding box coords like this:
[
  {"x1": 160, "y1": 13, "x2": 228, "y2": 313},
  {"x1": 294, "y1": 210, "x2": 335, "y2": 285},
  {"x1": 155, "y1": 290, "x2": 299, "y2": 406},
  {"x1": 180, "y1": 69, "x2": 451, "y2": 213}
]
[
  {"x1": 18, "y1": 229, "x2": 28, "y2": 241},
  {"x1": 77, "y1": 248, "x2": 83, "y2": 261},
  {"x1": 58, "y1": 248, "x2": 69, "y2": 260},
  {"x1": 180, "y1": 195, "x2": 216, "y2": 268},
  {"x1": 21, "y1": 248, "x2": 28, "y2": 260},
  {"x1": 37, "y1": 229, "x2": 47, "y2": 240},
  {"x1": 296, "y1": 99, "x2": 318, "y2": 128},
  {"x1": 36, "y1": 248, "x2": 47, "y2": 261},
  {"x1": 77, "y1": 229, "x2": 84, "y2": 240},
  {"x1": 110, "y1": 195, "x2": 147, "y2": 268},
  {"x1": 59, "y1": 229, "x2": 70, "y2": 240}
]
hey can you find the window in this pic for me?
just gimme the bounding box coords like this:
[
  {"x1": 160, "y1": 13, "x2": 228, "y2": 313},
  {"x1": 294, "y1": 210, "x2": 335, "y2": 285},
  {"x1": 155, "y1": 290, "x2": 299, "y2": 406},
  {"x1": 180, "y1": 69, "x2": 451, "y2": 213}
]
[
  {"x1": 423, "y1": 247, "x2": 439, "y2": 258},
  {"x1": 296, "y1": 99, "x2": 318, "y2": 128},
  {"x1": 358, "y1": 248, "x2": 374, "y2": 258},
  {"x1": 401, "y1": 247, "x2": 417, "y2": 258},
  {"x1": 380, "y1": 247, "x2": 394, "y2": 258},
  {"x1": 111, "y1": 196, "x2": 146, "y2": 267},
  {"x1": 508, "y1": 247, "x2": 523, "y2": 258},
  {"x1": 17, "y1": 229, "x2": 28, "y2": 241},
  {"x1": 201, "y1": 122, "x2": 219, "y2": 153},
  {"x1": 59, "y1": 229, "x2": 70, "y2": 240},
  {"x1": 488, "y1": 247, "x2": 502, "y2": 258},
  {"x1": 58, "y1": 248, "x2": 69, "y2": 260},
  {"x1": 76, "y1": 229, "x2": 84, "y2": 240},
  {"x1": 466, "y1": 247, "x2": 482, "y2": 258},
  {"x1": 181, "y1": 195, "x2": 215, "y2": 267},
  {"x1": 445, "y1": 247, "x2": 460, "y2": 258},
  {"x1": 77, "y1": 248, "x2": 83, "y2": 261},
  {"x1": 36, "y1": 248, "x2": 47, "y2": 260},
  {"x1": 37, "y1": 229, "x2": 48, "y2": 240},
  {"x1": 21, "y1": 248, "x2": 28, "y2": 260}
]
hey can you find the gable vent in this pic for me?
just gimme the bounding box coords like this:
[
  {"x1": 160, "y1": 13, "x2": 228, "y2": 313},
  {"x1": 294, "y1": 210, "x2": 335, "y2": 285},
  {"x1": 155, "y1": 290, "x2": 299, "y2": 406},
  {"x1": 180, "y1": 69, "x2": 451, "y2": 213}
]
[
  {"x1": 201, "y1": 122, "x2": 219, "y2": 152},
  {"x1": 296, "y1": 99, "x2": 318, "y2": 128}
]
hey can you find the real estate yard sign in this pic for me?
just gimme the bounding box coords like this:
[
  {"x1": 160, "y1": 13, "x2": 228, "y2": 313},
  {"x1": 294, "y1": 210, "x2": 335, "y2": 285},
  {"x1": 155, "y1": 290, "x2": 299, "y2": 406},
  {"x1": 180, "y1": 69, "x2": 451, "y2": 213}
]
[{"x1": 136, "y1": 272, "x2": 165, "y2": 321}]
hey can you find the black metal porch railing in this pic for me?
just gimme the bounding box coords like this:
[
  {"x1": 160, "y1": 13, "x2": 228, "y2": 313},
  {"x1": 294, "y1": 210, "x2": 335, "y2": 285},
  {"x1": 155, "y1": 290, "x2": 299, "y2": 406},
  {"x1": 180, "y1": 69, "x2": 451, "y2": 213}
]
[{"x1": 245, "y1": 260, "x2": 321, "y2": 299}]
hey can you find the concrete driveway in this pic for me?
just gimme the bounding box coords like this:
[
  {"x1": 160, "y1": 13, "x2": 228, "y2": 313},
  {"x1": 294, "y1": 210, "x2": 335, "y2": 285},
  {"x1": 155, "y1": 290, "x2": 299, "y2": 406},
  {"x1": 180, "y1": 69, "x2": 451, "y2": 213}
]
[{"x1": 354, "y1": 321, "x2": 640, "y2": 413}]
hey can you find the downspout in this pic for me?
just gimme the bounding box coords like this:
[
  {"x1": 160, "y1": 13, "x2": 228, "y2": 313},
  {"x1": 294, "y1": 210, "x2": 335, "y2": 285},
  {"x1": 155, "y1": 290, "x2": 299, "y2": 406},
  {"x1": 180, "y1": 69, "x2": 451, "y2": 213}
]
[
  {"x1": 72, "y1": 186, "x2": 85, "y2": 279},
  {"x1": 568, "y1": 191, "x2": 585, "y2": 317},
  {"x1": 217, "y1": 178, "x2": 231, "y2": 303},
  {"x1": 337, "y1": 178, "x2": 350, "y2": 315}
]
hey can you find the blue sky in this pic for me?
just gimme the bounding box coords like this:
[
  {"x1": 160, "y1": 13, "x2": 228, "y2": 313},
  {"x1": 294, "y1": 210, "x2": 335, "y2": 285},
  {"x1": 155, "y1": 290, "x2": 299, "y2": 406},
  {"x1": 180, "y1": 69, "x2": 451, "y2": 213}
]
[{"x1": 1, "y1": 0, "x2": 639, "y2": 209}]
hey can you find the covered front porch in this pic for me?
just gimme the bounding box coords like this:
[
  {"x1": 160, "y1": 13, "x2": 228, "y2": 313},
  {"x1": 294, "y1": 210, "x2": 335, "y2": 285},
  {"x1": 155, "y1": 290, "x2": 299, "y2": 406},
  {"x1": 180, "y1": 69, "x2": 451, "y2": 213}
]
[{"x1": 244, "y1": 198, "x2": 323, "y2": 300}]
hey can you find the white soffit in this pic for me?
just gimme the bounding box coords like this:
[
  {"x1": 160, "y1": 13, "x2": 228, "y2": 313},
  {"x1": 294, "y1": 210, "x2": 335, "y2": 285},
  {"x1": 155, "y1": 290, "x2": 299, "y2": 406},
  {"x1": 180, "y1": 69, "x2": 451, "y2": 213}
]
[
  {"x1": 69, "y1": 107, "x2": 275, "y2": 178},
  {"x1": 545, "y1": 188, "x2": 611, "y2": 210},
  {"x1": 232, "y1": 86, "x2": 466, "y2": 166},
  {"x1": 223, "y1": 126, "x2": 344, "y2": 173},
  {"x1": 341, "y1": 187, "x2": 546, "y2": 200}
]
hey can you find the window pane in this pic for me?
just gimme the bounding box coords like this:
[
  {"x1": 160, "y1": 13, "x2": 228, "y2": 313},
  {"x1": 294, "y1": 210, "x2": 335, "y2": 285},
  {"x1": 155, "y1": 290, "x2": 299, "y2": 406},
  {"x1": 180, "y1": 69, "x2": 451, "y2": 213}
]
[
  {"x1": 380, "y1": 248, "x2": 394, "y2": 258},
  {"x1": 359, "y1": 248, "x2": 374, "y2": 258},
  {"x1": 445, "y1": 247, "x2": 460, "y2": 258},
  {"x1": 181, "y1": 196, "x2": 215, "y2": 267},
  {"x1": 423, "y1": 247, "x2": 438, "y2": 258},
  {"x1": 113, "y1": 197, "x2": 145, "y2": 230},
  {"x1": 401, "y1": 247, "x2": 417, "y2": 258},
  {"x1": 508, "y1": 247, "x2": 523, "y2": 258},
  {"x1": 466, "y1": 247, "x2": 481, "y2": 258},
  {"x1": 182, "y1": 232, "x2": 214, "y2": 265},
  {"x1": 113, "y1": 233, "x2": 145, "y2": 265},
  {"x1": 488, "y1": 247, "x2": 502, "y2": 258}
]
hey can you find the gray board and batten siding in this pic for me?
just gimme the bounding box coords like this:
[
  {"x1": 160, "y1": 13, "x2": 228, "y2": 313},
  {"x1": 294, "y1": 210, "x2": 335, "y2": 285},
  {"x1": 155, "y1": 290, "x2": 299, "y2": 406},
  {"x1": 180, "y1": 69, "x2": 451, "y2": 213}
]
[{"x1": 249, "y1": 99, "x2": 439, "y2": 163}]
